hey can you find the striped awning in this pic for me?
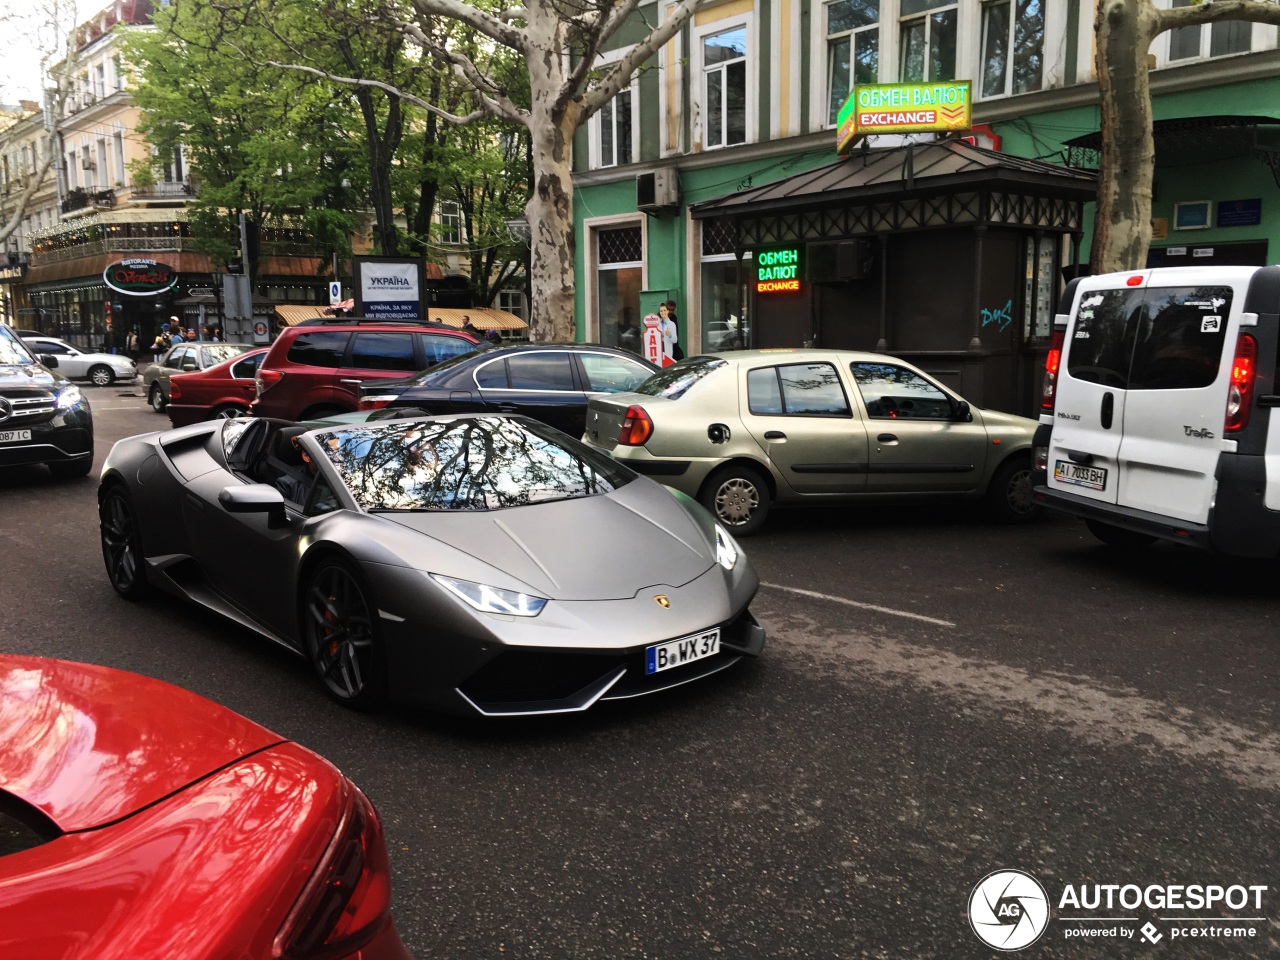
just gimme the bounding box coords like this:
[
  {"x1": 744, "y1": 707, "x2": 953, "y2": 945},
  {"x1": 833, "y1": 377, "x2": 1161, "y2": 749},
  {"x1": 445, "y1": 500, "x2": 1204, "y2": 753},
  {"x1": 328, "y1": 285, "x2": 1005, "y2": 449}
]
[
  {"x1": 274, "y1": 304, "x2": 332, "y2": 326},
  {"x1": 425, "y1": 307, "x2": 527, "y2": 331}
]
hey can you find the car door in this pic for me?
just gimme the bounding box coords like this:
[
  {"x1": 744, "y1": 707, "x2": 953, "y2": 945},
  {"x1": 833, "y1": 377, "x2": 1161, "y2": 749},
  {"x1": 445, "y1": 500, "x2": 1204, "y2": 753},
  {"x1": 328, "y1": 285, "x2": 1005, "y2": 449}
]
[
  {"x1": 334, "y1": 332, "x2": 420, "y2": 409},
  {"x1": 479, "y1": 351, "x2": 585, "y2": 434},
  {"x1": 739, "y1": 360, "x2": 869, "y2": 495},
  {"x1": 848, "y1": 360, "x2": 990, "y2": 493},
  {"x1": 37, "y1": 340, "x2": 85, "y2": 378}
]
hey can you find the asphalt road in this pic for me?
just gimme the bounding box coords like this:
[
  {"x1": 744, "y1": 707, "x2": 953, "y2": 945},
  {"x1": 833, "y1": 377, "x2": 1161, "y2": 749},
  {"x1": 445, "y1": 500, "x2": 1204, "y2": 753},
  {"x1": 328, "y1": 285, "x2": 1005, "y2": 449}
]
[{"x1": 2, "y1": 386, "x2": 1277, "y2": 958}]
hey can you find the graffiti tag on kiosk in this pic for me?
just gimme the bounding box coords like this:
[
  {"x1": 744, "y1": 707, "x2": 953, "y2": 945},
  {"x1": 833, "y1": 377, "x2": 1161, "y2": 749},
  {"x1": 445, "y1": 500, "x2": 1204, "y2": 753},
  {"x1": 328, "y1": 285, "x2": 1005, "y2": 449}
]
[
  {"x1": 981, "y1": 299, "x2": 1014, "y2": 333},
  {"x1": 103, "y1": 258, "x2": 179, "y2": 296}
]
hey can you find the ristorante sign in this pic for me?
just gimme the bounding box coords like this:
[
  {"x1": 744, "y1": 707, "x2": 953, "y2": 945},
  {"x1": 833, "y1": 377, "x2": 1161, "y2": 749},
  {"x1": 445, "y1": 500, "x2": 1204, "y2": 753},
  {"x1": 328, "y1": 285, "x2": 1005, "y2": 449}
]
[{"x1": 103, "y1": 258, "x2": 179, "y2": 297}]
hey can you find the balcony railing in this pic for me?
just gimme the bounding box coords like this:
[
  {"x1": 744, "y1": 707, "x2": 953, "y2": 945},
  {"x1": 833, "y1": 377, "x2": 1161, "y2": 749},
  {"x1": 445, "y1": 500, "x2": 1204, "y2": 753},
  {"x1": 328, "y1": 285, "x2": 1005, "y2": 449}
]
[
  {"x1": 31, "y1": 236, "x2": 200, "y2": 264},
  {"x1": 130, "y1": 181, "x2": 196, "y2": 200}
]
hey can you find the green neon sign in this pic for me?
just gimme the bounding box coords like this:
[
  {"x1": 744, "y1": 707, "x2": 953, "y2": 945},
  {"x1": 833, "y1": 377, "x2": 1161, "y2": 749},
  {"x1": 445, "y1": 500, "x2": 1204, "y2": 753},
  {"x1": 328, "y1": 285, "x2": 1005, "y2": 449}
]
[{"x1": 756, "y1": 246, "x2": 801, "y2": 294}]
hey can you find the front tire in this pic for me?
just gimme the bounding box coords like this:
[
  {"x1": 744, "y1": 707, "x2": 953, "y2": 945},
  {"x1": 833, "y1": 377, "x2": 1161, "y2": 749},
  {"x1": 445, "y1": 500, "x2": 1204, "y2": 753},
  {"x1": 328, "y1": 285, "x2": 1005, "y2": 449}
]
[
  {"x1": 1085, "y1": 519, "x2": 1156, "y2": 550},
  {"x1": 700, "y1": 464, "x2": 771, "y2": 536},
  {"x1": 985, "y1": 457, "x2": 1040, "y2": 524},
  {"x1": 302, "y1": 560, "x2": 387, "y2": 709},
  {"x1": 89, "y1": 365, "x2": 115, "y2": 387},
  {"x1": 149, "y1": 383, "x2": 167, "y2": 412},
  {"x1": 99, "y1": 485, "x2": 151, "y2": 600}
]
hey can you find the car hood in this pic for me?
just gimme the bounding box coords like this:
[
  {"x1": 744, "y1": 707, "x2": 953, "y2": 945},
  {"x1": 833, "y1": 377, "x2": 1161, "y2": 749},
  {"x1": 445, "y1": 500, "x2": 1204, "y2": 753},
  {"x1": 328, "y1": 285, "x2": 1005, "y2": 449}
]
[
  {"x1": 0, "y1": 363, "x2": 64, "y2": 392},
  {"x1": 0, "y1": 655, "x2": 282, "y2": 832},
  {"x1": 378, "y1": 480, "x2": 717, "y2": 600}
]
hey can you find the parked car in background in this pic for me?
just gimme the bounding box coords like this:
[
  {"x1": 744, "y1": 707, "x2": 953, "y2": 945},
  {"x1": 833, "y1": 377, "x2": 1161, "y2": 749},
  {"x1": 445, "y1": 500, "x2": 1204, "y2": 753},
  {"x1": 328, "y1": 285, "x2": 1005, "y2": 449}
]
[
  {"x1": 143, "y1": 341, "x2": 256, "y2": 412},
  {"x1": 166, "y1": 347, "x2": 268, "y2": 427},
  {"x1": 0, "y1": 654, "x2": 411, "y2": 960},
  {"x1": 358, "y1": 343, "x2": 658, "y2": 437},
  {"x1": 20, "y1": 335, "x2": 136, "y2": 386},
  {"x1": 581, "y1": 349, "x2": 1041, "y2": 534},
  {"x1": 98, "y1": 412, "x2": 764, "y2": 714},
  {"x1": 0, "y1": 325, "x2": 94, "y2": 479},
  {"x1": 251, "y1": 319, "x2": 484, "y2": 421}
]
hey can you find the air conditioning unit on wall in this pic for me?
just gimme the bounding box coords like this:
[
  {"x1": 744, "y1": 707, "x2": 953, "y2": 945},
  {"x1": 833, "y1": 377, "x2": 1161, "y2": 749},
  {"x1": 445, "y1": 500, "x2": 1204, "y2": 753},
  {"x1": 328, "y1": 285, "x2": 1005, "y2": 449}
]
[{"x1": 637, "y1": 170, "x2": 679, "y2": 214}]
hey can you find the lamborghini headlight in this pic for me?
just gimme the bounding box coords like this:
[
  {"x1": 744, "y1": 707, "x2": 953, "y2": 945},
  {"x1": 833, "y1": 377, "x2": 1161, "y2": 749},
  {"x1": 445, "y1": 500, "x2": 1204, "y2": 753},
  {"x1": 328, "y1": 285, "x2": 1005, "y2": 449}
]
[
  {"x1": 431, "y1": 574, "x2": 548, "y2": 617},
  {"x1": 55, "y1": 385, "x2": 84, "y2": 411},
  {"x1": 714, "y1": 524, "x2": 739, "y2": 570}
]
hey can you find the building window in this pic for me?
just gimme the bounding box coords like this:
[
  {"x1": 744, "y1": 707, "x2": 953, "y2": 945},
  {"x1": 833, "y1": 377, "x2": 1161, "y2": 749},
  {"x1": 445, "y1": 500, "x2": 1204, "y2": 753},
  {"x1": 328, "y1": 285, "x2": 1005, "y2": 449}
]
[
  {"x1": 113, "y1": 132, "x2": 125, "y2": 185},
  {"x1": 594, "y1": 88, "x2": 634, "y2": 168},
  {"x1": 980, "y1": 0, "x2": 1043, "y2": 98},
  {"x1": 497, "y1": 289, "x2": 525, "y2": 320},
  {"x1": 826, "y1": 0, "x2": 880, "y2": 125},
  {"x1": 596, "y1": 224, "x2": 644, "y2": 353},
  {"x1": 899, "y1": 0, "x2": 957, "y2": 82},
  {"x1": 95, "y1": 63, "x2": 106, "y2": 99},
  {"x1": 439, "y1": 201, "x2": 461, "y2": 244},
  {"x1": 702, "y1": 26, "x2": 748, "y2": 149},
  {"x1": 701, "y1": 220, "x2": 749, "y2": 353},
  {"x1": 1168, "y1": 0, "x2": 1251, "y2": 61}
]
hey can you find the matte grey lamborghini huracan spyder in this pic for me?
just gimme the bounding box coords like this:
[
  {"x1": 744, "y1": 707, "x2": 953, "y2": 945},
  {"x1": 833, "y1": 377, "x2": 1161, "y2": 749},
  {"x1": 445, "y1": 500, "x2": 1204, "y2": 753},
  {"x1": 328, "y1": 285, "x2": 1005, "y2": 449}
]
[{"x1": 97, "y1": 412, "x2": 765, "y2": 715}]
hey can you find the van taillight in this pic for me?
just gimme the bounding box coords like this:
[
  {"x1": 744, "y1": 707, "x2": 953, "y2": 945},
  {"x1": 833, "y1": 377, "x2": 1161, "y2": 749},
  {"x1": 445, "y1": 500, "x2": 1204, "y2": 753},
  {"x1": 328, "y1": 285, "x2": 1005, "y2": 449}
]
[
  {"x1": 1041, "y1": 328, "x2": 1065, "y2": 413},
  {"x1": 256, "y1": 368, "x2": 283, "y2": 397},
  {"x1": 1225, "y1": 333, "x2": 1258, "y2": 434},
  {"x1": 617, "y1": 405, "x2": 653, "y2": 446},
  {"x1": 274, "y1": 785, "x2": 393, "y2": 960}
]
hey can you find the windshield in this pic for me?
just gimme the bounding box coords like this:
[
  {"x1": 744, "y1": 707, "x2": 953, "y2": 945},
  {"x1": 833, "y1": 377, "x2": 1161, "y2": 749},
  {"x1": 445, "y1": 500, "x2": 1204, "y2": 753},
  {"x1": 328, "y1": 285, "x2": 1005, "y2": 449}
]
[
  {"x1": 0, "y1": 327, "x2": 35, "y2": 366},
  {"x1": 634, "y1": 357, "x2": 726, "y2": 400},
  {"x1": 314, "y1": 415, "x2": 634, "y2": 511}
]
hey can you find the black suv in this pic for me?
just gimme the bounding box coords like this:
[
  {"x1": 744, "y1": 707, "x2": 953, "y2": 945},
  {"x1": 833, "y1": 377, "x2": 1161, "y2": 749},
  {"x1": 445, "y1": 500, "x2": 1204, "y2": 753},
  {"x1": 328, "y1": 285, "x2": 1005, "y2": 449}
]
[{"x1": 0, "y1": 325, "x2": 94, "y2": 477}]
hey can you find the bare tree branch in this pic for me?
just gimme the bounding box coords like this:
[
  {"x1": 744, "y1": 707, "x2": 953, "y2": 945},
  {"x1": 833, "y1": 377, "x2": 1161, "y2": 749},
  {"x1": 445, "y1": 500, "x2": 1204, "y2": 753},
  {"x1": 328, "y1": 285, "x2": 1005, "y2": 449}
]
[{"x1": 1156, "y1": 0, "x2": 1280, "y2": 31}]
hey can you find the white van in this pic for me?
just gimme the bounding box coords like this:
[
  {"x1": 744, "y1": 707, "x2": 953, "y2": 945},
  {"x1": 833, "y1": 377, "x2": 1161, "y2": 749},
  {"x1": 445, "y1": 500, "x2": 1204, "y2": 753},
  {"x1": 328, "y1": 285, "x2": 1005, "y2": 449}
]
[{"x1": 1031, "y1": 265, "x2": 1280, "y2": 554}]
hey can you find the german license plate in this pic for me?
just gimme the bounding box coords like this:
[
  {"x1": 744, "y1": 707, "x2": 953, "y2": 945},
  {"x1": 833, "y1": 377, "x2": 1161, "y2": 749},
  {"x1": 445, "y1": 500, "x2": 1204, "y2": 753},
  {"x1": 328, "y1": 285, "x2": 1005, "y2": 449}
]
[
  {"x1": 1055, "y1": 459, "x2": 1108, "y2": 491},
  {"x1": 0, "y1": 429, "x2": 31, "y2": 444},
  {"x1": 646, "y1": 628, "x2": 720, "y2": 675}
]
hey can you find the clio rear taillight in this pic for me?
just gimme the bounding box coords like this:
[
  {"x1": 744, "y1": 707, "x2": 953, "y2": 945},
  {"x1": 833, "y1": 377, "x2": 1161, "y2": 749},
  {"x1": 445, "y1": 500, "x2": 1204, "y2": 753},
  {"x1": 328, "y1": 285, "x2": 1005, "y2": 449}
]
[
  {"x1": 1041, "y1": 327, "x2": 1065, "y2": 414},
  {"x1": 274, "y1": 785, "x2": 393, "y2": 960},
  {"x1": 617, "y1": 405, "x2": 653, "y2": 446},
  {"x1": 1225, "y1": 333, "x2": 1258, "y2": 434}
]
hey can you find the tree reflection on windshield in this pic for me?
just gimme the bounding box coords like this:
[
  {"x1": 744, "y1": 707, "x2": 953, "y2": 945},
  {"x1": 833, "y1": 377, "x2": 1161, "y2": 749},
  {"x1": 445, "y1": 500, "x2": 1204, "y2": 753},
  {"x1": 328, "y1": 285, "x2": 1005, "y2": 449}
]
[{"x1": 315, "y1": 416, "x2": 633, "y2": 511}]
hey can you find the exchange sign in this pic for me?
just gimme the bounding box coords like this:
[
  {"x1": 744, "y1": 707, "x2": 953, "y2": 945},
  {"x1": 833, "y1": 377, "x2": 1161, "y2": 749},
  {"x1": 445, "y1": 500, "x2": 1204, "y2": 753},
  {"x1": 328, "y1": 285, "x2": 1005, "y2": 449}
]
[
  {"x1": 756, "y1": 247, "x2": 801, "y2": 294},
  {"x1": 837, "y1": 82, "x2": 972, "y2": 152}
]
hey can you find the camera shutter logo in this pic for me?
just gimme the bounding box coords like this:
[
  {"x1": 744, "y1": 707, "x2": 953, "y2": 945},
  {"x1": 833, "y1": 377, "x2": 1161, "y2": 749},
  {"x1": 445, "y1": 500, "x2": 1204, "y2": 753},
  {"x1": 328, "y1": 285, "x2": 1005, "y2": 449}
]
[{"x1": 969, "y1": 869, "x2": 1050, "y2": 951}]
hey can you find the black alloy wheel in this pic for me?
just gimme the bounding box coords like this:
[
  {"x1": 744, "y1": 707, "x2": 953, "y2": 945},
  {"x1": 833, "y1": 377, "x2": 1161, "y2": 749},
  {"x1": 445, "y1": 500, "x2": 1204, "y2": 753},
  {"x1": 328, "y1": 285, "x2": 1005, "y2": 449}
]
[
  {"x1": 303, "y1": 561, "x2": 386, "y2": 709},
  {"x1": 99, "y1": 486, "x2": 150, "y2": 600}
]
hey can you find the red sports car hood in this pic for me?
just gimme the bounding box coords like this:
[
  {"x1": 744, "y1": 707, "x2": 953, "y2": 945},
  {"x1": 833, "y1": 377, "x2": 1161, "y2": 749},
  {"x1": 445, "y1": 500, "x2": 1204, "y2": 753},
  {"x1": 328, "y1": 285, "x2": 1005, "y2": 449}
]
[{"x1": 0, "y1": 656, "x2": 282, "y2": 832}]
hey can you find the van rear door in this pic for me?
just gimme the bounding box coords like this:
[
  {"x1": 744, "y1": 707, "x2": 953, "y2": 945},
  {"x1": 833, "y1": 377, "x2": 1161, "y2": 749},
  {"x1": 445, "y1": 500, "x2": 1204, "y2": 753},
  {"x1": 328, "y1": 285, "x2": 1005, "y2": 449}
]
[
  {"x1": 1045, "y1": 281, "x2": 1144, "y2": 507},
  {"x1": 1113, "y1": 275, "x2": 1239, "y2": 523}
]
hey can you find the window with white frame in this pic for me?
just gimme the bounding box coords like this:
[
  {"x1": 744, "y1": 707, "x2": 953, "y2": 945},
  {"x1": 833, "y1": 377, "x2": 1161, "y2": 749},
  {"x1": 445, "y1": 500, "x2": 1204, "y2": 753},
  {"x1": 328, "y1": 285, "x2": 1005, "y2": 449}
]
[
  {"x1": 980, "y1": 0, "x2": 1044, "y2": 98},
  {"x1": 899, "y1": 0, "x2": 958, "y2": 82},
  {"x1": 113, "y1": 132, "x2": 125, "y2": 184},
  {"x1": 94, "y1": 63, "x2": 106, "y2": 99},
  {"x1": 497, "y1": 289, "x2": 525, "y2": 320},
  {"x1": 826, "y1": 0, "x2": 880, "y2": 125},
  {"x1": 439, "y1": 201, "x2": 461, "y2": 244},
  {"x1": 593, "y1": 86, "x2": 634, "y2": 168},
  {"x1": 701, "y1": 25, "x2": 749, "y2": 149},
  {"x1": 1167, "y1": 0, "x2": 1250, "y2": 61}
]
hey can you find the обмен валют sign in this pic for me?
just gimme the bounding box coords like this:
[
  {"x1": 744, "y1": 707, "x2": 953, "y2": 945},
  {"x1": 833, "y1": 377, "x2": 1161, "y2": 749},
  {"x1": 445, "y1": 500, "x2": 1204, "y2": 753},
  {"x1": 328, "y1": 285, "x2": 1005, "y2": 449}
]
[{"x1": 837, "y1": 82, "x2": 972, "y2": 152}]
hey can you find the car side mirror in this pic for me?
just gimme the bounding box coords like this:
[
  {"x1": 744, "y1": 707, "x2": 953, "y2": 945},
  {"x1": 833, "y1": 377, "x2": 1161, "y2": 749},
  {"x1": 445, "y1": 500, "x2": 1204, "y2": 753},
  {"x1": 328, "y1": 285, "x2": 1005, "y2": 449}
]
[
  {"x1": 182, "y1": 359, "x2": 199, "y2": 371},
  {"x1": 219, "y1": 484, "x2": 287, "y2": 528},
  {"x1": 38, "y1": 354, "x2": 58, "y2": 368},
  {"x1": 951, "y1": 399, "x2": 973, "y2": 422}
]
